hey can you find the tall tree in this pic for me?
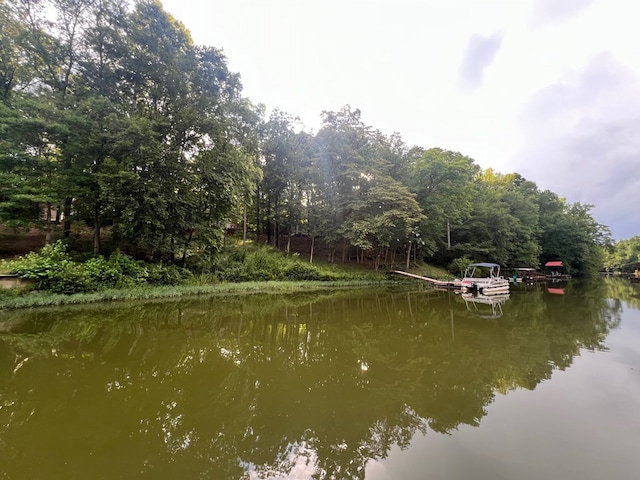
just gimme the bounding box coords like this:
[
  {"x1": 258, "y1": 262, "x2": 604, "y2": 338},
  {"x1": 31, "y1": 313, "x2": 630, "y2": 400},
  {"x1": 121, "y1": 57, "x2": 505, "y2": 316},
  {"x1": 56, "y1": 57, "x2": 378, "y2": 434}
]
[
  {"x1": 450, "y1": 170, "x2": 541, "y2": 268},
  {"x1": 313, "y1": 106, "x2": 378, "y2": 261},
  {"x1": 314, "y1": 106, "x2": 423, "y2": 265},
  {"x1": 89, "y1": 0, "x2": 261, "y2": 260},
  {"x1": 260, "y1": 110, "x2": 304, "y2": 247},
  {"x1": 0, "y1": 0, "x2": 24, "y2": 102},
  {"x1": 537, "y1": 191, "x2": 611, "y2": 276},
  {"x1": 409, "y1": 148, "x2": 479, "y2": 259},
  {"x1": 341, "y1": 175, "x2": 424, "y2": 268}
]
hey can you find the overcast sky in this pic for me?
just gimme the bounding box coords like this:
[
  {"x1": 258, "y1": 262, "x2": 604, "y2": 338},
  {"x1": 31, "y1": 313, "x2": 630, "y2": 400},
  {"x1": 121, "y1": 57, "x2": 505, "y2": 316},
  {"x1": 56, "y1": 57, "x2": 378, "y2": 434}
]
[{"x1": 161, "y1": 0, "x2": 639, "y2": 240}]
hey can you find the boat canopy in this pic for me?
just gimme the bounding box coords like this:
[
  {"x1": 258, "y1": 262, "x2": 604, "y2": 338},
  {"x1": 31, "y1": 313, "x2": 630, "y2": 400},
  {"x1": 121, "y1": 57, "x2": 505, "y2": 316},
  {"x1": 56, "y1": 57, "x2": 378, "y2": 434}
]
[
  {"x1": 468, "y1": 263, "x2": 500, "y2": 268},
  {"x1": 545, "y1": 261, "x2": 563, "y2": 267}
]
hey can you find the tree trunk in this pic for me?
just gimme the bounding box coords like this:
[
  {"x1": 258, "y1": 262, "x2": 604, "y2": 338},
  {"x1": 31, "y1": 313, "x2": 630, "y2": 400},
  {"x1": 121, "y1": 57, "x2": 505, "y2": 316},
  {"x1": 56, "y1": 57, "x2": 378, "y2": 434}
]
[
  {"x1": 329, "y1": 246, "x2": 336, "y2": 263},
  {"x1": 310, "y1": 235, "x2": 315, "y2": 263},
  {"x1": 181, "y1": 229, "x2": 193, "y2": 267},
  {"x1": 243, "y1": 202, "x2": 247, "y2": 246},
  {"x1": 93, "y1": 203, "x2": 101, "y2": 254},
  {"x1": 406, "y1": 242, "x2": 411, "y2": 270},
  {"x1": 63, "y1": 197, "x2": 72, "y2": 238},
  {"x1": 93, "y1": 227, "x2": 101, "y2": 254},
  {"x1": 255, "y1": 188, "x2": 260, "y2": 242},
  {"x1": 274, "y1": 197, "x2": 279, "y2": 248},
  {"x1": 45, "y1": 203, "x2": 52, "y2": 244},
  {"x1": 266, "y1": 197, "x2": 272, "y2": 246}
]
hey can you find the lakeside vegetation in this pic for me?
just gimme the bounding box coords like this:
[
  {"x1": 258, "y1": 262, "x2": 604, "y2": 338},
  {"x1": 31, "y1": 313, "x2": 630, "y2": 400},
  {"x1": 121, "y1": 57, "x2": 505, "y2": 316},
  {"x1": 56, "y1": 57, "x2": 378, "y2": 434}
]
[
  {"x1": 2, "y1": 0, "x2": 634, "y2": 303},
  {"x1": 0, "y1": 279, "x2": 396, "y2": 311},
  {"x1": 0, "y1": 239, "x2": 412, "y2": 308},
  {"x1": 604, "y1": 236, "x2": 640, "y2": 273}
]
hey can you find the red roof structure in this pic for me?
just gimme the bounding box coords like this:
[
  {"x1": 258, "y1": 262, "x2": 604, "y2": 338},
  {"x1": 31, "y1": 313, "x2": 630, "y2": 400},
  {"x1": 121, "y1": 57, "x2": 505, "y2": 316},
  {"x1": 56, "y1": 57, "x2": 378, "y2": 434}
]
[{"x1": 545, "y1": 261, "x2": 563, "y2": 267}]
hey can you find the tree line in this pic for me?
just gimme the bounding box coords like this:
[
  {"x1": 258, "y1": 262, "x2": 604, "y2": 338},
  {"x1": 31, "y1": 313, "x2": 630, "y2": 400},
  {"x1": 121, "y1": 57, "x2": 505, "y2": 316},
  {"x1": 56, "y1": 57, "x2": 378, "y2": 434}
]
[
  {"x1": 0, "y1": 0, "x2": 612, "y2": 275},
  {"x1": 604, "y1": 236, "x2": 640, "y2": 273}
]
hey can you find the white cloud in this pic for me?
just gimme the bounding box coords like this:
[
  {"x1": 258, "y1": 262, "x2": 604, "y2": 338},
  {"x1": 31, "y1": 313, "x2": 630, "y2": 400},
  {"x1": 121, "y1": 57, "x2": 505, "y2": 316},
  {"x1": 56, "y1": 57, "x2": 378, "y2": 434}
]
[
  {"x1": 530, "y1": 0, "x2": 594, "y2": 26},
  {"x1": 514, "y1": 54, "x2": 640, "y2": 238}
]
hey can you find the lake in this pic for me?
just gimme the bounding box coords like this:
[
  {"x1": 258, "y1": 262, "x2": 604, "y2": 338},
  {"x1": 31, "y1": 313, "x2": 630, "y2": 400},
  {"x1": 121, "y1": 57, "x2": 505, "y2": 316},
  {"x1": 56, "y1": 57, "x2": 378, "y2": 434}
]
[{"x1": 1, "y1": 278, "x2": 639, "y2": 479}]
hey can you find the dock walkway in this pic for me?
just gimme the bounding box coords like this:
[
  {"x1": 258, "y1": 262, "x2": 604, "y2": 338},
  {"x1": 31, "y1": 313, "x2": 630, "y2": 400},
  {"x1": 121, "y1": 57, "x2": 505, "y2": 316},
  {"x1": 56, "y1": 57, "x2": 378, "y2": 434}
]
[{"x1": 393, "y1": 270, "x2": 461, "y2": 290}]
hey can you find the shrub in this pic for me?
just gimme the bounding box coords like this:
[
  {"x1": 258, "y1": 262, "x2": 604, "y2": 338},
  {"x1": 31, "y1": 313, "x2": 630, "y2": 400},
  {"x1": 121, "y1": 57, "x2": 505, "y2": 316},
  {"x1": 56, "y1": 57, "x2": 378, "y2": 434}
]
[
  {"x1": 146, "y1": 264, "x2": 192, "y2": 286},
  {"x1": 84, "y1": 256, "x2": 123, "y2": 289},
  {"x1": 214, "y1": 248, "x2": 287, "y2": 282},
  {"x1": 83, "y1": 252, "x2": 149, "y2": 289},
  {"x1": 219, "y1": 265, "x2": 252, "y2": 283},
  {"x1": 448, "y1": 257, "x2": 473, "y2": 278},
  {"x1": 3, "y1": 242, "x2": 190, "y2": 293},
  {"x1": 5, "y1": 241, "x2": 93, "y2": 294},
  {"x1": 250, "y1": 268, "x2": 279, "y2": 281},
  {"x1": 284, "y1": 263, "x2": 322, "y2": 281},
  {"x1": 106, "y1": 251, "x2": 148, "y2": 284},
  {"x1": 243, "y1": 250, "x2": 282, "y2": 279},
  {"x1": 48, "y1": 262, "x2": 93, "y2": 294}
]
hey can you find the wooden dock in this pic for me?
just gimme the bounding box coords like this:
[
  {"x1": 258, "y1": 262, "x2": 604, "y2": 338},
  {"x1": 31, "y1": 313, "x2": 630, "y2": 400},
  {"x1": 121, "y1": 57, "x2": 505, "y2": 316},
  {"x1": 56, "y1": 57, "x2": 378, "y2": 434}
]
[{"x1": 393, "y1": 271, "x2": 461, "y2": 290}]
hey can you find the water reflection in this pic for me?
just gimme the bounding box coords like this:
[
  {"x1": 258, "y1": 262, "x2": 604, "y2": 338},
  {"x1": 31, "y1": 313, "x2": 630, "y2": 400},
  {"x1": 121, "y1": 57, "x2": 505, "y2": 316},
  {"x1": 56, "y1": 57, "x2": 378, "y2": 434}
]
[
  {"x1": 0, "y1": 279, "x2": 631, "y2": 479},
  {"x1": 460, "y1": 292, "x2": 510, "y2": 318}
]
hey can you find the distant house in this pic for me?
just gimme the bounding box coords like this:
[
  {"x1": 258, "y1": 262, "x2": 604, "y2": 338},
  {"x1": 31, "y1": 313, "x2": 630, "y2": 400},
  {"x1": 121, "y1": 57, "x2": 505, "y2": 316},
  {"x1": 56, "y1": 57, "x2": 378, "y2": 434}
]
[{"x1": 40, "y1": 204, "x2": 64, "y2": 222}]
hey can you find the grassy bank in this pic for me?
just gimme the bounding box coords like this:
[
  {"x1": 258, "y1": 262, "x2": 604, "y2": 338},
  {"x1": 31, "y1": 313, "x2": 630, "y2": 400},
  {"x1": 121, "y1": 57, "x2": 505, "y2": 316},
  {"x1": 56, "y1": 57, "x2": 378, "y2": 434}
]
[
  {"x1": 0, "y1": 278, "x2": 407, "y2": 310},
  {"x1": 0, "y1": 240, "x2": 452, "y2": 311}
]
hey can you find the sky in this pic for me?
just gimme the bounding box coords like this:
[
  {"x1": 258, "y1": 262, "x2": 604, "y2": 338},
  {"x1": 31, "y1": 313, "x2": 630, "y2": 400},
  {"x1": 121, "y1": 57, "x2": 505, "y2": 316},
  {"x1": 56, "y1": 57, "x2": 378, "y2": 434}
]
[{"x1": 160, "y1": 0, "x2": 639, "y2": 240}]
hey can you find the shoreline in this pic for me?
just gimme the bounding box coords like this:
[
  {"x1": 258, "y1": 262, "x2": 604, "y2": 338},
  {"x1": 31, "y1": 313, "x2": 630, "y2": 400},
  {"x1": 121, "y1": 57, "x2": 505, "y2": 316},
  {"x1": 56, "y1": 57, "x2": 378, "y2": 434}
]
[{"x1": 0, "y1": 279, "x2": 408, "y2": 311}]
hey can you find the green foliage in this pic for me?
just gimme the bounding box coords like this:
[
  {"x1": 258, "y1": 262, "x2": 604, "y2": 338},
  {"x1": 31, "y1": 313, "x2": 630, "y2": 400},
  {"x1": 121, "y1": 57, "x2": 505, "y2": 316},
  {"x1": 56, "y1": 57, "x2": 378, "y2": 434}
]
[
  {"x1": 3, "y1": 241, "x2": 193, "y2": 293},
  {"x1": 219, "y1": 264, "x2": 254, "y2": 283},
  {"x1": 537, "y1": 195, "x2": 611, "y2": 276},
  {"x1": 214, "y1": 246, "x2": 349, "y2": 283},
  {"x1": 284, "y1": 263, "x2": 325, "y2": 281},
  {"x1": 83, "y1": 252, "x2": 148, "y2": 289},
  {"x1": 0, "y1": 279, "x2": 383, "y2": 310},
  {"x1": 448, "y1": 257, "x2": 474, "y2": 278},
  {"x1": 410, "y1": 148, "x2": 479, "y2": 257},
  {"x1": 146, "y1": 264, "x2": 193, "y2": 286},
  {"x1": 4, "y1": 241, "x2": 91, "y2": 294},
  {"x1": 604, "y1": 236, "x2": 640, "y2": 272},
  {"x1": 219, "y1": 249, "x2": 287, "y2": 282}
]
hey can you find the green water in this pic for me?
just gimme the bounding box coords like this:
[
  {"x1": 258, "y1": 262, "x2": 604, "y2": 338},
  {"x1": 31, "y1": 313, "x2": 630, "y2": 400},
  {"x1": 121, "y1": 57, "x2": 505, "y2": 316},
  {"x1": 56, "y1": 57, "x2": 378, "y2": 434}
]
[{"x1": 1, "y1": 279, "x2": 639, "y2": 479}]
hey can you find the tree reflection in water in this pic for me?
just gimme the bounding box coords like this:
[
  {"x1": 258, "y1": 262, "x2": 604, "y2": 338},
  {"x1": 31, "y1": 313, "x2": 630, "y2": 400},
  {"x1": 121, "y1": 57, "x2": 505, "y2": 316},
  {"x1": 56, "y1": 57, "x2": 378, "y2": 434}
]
[{"x1": 0, "y1": 279, "x2": 627, "y2": 479}]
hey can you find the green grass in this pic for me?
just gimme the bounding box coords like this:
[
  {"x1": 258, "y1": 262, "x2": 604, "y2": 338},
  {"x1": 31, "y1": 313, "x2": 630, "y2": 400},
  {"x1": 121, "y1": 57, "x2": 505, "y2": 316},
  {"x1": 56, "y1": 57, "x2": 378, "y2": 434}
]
[
  {"x1": 0, "y1": 241, "x2": 442, "y2": 310},
  {"x1": 0, "y1": 278, "x2": 402, "y2": 310},
  {"x1": 404, "y1": 261, "x2": 457, "y2": 279}
]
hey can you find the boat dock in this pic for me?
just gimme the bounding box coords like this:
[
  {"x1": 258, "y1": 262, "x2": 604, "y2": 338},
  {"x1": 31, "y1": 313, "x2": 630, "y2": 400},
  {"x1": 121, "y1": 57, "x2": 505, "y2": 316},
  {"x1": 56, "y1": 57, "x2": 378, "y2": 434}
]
[{"x1": 393, "y1": 270, "x2": 461, "y2": 290}]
